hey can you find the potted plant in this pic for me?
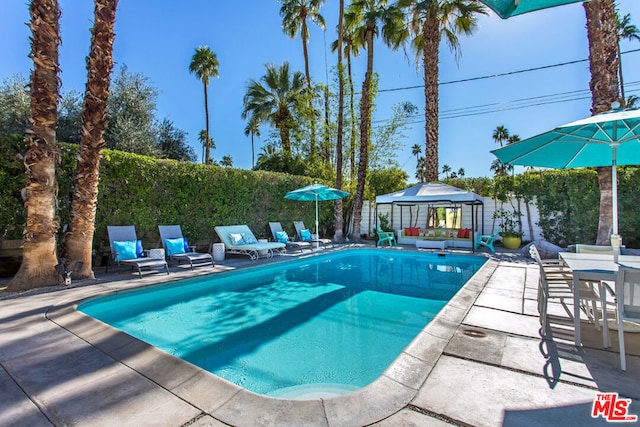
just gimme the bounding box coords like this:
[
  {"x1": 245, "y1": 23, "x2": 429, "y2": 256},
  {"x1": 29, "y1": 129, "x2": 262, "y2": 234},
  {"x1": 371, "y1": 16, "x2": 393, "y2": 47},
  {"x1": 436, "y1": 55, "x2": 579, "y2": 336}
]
[{"x1": 494, "y1": 208, "x2": 523, "y2": 249}]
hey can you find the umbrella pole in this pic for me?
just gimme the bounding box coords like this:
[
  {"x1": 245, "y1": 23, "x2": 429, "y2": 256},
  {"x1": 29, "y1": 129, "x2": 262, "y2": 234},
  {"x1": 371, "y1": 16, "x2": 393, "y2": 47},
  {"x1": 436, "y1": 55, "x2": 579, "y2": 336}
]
[
  {"x1": 612, "y1": 145, "x2": 619, "y2": 236},
  {"x1": 315, "y1": 194, "x2": 320, "y2": 250}
]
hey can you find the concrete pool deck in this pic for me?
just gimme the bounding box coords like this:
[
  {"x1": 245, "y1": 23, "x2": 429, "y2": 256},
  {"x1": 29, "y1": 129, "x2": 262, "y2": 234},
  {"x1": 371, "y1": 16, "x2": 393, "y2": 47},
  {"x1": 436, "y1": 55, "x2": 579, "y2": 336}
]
[{"x1": 0, "y1": 244, "x2": 638, "y2": 426}]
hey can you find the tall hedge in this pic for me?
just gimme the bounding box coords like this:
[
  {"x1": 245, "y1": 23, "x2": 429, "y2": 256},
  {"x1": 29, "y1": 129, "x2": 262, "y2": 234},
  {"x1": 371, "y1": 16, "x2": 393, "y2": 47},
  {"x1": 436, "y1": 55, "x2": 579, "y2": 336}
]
[{"x1": 1, "y1": 136, "x2": 322, "y2": 255}]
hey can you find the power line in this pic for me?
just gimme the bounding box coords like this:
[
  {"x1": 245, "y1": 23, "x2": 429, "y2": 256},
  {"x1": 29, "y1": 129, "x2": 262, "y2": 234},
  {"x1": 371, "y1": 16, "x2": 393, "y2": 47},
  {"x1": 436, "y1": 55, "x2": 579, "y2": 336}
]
[{"x1": 375, "y1": 48, "x2": 640, "y2": 94}]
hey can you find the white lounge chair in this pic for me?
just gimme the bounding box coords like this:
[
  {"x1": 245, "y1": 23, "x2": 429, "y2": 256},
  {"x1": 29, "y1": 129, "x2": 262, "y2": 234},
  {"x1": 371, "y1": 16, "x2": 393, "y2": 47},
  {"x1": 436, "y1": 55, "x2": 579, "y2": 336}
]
[
  {"x1": 615, "y1": 267, "x2": 640, "y2": 371},
  {"x1": 158, "y1": 225, "x2": 214, "y2": 270},
  {"x1": 269, "y1": 222, "x2": 311, "y2": 253},
  {"x1": 293, "y1": 221, "x2": 332, "y2": 248},
  {"x1": 214, "y1": 225, "x2": 286, "y2": 261},
  {"x1": 107, "y1": 226, "x2": 169, "y2": 278}
]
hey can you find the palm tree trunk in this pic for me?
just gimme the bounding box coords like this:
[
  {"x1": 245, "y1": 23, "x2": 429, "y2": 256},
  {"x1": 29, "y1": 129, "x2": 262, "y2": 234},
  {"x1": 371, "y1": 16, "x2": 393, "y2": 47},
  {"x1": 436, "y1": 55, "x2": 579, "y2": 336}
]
[
  {"x1": 63, "y1": 0, "x2": 117, "y2": 280},
  {"x1": 584, "y1": 0, "x2": 619, "y2": 245},
  {"x1": 334, "y1": 0, "x2": 345, "y2": 243},
  {"x1": 348, "y1": 49, "x2": 356, "y2": 183},
  {"x1": 351, "y1": 29, "x2": 374, "y2": 241},
  {"x1": 8, "y1": 0, "x2": 61, "y2": 291},
  {"x1": 423, "y1": 19, "x2": 441, "y2": 182},
  {"x1": 204, "y1": 81, "x2": 211, "y2": 165}
]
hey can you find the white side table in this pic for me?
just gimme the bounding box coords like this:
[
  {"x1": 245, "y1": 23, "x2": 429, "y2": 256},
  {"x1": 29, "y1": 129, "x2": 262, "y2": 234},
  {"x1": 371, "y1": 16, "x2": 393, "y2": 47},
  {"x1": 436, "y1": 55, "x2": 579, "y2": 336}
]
[
  {"x1": 258, "y1": 239, "x2": 269, "y2": 257},
  {"x1": 149, "y1": 248, "x2": 165, "y2": 259},
  {"x1": 212, "y1": 243, "x2": 225, "y2": 261}
]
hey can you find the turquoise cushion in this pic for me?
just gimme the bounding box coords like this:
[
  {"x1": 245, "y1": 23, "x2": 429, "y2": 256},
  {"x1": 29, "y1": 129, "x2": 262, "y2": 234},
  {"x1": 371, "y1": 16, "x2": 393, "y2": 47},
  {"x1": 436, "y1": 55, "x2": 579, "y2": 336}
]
[
  {"x1": 276, "y1": 231, "x2": 289, "y2": 243},
  {"x1": 241, "y1": 232, "x2": 258, "y2": 244},
  {"x1": 229, "y1": 233, "x2": 244, "y2": 245},
  {"x1": 300, "y1": 229, "x2": 312, "y2": 241},
  {"x1": 113, "y1": 240, "x2": 137, "y2": 262},
  {"x1": 136, "y1": 239, "x2": 144, "y2": 258},
  {"x1": 165, "y1": 238, "x2": 186, "y2": 255}
]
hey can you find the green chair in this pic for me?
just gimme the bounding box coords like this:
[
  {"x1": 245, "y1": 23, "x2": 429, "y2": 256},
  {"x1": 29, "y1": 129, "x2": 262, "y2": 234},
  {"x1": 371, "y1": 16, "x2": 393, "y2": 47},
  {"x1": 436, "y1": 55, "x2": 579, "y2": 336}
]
[
  {"x1": 474, "y1": 228, "x2": 501, "y2": 253},
  {"x1": 376, "y1": 225, "x2": 396, "y2": 247}
]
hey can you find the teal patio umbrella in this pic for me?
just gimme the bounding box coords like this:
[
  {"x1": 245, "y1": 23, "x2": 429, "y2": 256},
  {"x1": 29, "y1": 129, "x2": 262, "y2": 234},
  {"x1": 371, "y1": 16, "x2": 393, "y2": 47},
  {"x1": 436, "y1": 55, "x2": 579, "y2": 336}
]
[
  {"x1": 477, "y1": 0, "x2": 584, "y2": 19},
  {"x1": 284, "y1": 183, "x2": 349, "y2": 248},
  {"x1": 491, "y1": 108, "x2": 640, "y2": 238}
]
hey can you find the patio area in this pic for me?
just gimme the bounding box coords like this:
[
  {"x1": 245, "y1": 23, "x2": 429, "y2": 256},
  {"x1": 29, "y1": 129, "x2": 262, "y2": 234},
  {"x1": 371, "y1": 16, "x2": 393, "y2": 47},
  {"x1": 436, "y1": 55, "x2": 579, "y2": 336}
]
[{"x1": 0, "y1": 244, "x2": 638, "y2": 426}]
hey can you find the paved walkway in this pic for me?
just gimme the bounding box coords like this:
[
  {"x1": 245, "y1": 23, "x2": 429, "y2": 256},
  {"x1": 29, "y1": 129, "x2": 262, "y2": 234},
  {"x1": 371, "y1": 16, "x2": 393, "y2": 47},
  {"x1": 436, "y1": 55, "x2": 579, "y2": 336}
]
[{"x1": 0, "y1": 246, "x2": 638, "y2": 426}]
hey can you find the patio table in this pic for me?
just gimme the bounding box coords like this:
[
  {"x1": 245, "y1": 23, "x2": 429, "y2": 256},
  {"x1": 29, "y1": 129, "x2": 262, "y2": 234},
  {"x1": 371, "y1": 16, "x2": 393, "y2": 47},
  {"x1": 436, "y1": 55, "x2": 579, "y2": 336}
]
[{"x1": 559, "y1": 252, "x2": 640, "y2": 347}]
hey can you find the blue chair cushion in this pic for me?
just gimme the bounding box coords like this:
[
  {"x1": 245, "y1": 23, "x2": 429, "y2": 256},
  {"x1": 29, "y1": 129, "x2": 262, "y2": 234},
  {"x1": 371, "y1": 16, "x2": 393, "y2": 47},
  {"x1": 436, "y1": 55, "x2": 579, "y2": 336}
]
[
  {"x1": 229, "y1": 233, "x2": 244, "y2": 245},
  {"x1": 276, "y1": 231, "x2": 289, "y2": 243},
  {"x1": 241, "y1": 232, "x2": 258, "y2": 244},
  {"x1": 165, "y1": 238, "x2": 186, "y2": 255},
  {"x1": 183, "y1": 237, "x2": 190, "y2": 252},
  {"x1": 300, "y1": 229, "x2": 312, "y2": 241},
  {"x1": 113, "y1": 240, "x2": 137, "y2": 262},
  {"x1": 135, "y1": 239, "x2": 144, "y2": 258}
]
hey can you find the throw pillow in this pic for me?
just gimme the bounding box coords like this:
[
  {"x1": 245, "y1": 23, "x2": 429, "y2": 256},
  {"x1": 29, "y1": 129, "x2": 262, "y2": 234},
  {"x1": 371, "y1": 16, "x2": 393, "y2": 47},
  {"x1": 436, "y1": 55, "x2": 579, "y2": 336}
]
[
  {"x1": 135, "y1": 239, "x2": 144, "y2": 258},
  {"x1": 300, "y1": 229, "x2": 312, "y2": 241},
  {"x1": 276, "y1": 231, "x2": 289, "y2": 243},
  {"x1": 241, "y1": 232, "x2": 258, "y2": 244},
  {"x1": 165, "y1": 238, "x2": 186, "y2": 255},
  {"x1": 404, "y1": 228, "x2": 411, "y2": 237},
  {"x1": 229, "y1": 233, "x2": 244, "y2": 245},
  {"x1": 113, "y1": 240, "x2": 137, "y2": 262},
  {"x1": 183, "y1": 237, "x2": 190, "y2": 253}
]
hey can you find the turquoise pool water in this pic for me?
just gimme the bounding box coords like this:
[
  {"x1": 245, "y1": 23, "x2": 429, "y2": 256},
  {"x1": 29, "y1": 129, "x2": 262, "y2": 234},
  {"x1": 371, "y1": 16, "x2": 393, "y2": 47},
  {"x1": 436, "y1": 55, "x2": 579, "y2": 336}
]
[{"x1": 80, "y1": 249, "x2": 485, "y2": 397}]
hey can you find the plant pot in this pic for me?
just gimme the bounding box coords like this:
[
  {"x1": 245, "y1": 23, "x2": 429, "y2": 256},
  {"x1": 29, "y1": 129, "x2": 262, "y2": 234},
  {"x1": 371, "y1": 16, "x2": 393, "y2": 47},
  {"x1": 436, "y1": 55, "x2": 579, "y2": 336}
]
[{"x1": 502, "y1": 236, "x2": 522, "y2": 250}]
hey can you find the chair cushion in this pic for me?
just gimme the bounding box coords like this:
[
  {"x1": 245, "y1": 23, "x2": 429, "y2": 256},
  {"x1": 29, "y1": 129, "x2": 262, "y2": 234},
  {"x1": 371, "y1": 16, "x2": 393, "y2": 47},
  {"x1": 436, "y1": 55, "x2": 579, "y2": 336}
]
[
  {"x1": 300, "y1": 229, "x2": 312, "y2": 241},
  {"x1": 183, "y1": 237, "x2": 190, "y2": 252},
  {"x1": 229, "y1": 233, "x2": 244, "y2": 245},
  {"x1": 165, "y1": 238, "x2": 186, "y2": 255},
  {"x1": 241, "y1": 232, "x2": 258, "y2": 244},
  {"x1": 136, "y1": 239, "x2": 144, "y2": 257},
  {"x1": 113, "y1": 240, "x2": 137, "y2": 262},
  {"x1": 276, "y1": 231, "x2": 289, "y2": 243}
]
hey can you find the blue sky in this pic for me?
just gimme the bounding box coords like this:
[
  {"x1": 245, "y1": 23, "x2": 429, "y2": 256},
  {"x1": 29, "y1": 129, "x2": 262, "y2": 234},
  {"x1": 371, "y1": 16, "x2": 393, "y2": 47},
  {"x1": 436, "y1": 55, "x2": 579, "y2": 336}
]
[{"x1": 1, "y1": 0, "x2": 639, "y2": 178}]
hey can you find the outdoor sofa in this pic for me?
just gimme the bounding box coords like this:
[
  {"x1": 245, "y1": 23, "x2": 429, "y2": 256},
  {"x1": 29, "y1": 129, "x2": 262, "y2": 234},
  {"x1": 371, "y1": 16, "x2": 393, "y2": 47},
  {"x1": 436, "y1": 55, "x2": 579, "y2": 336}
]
[
  {"x1": 214, "y1": 225, "x2": 286, "y2": 261},
  {"x1": 395, "y1": 227, "x2": 474, "y2": 249}
]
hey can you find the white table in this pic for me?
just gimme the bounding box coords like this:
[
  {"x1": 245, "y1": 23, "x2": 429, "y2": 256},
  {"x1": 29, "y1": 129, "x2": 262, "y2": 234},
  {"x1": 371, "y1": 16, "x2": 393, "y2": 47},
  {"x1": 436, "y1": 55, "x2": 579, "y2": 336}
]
[{"x1": 559, "y1": 253, "x2": 640, "y2": 346}]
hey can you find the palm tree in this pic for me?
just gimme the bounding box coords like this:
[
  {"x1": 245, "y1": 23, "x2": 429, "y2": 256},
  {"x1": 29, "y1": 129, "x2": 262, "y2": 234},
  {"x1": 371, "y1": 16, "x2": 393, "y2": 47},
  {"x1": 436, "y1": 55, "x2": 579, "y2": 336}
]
[
  {"x1": 331, "y1": 25, "x2": 361, "y2": 182},
  {"x1": 62, "y1": 0, "x2": 118, "y2": 280},
  {"x1": 416, "y1": 156, "x2": 427, "y2": 182},
  {"x1": 244, "y1": 116, "x2": 261, "y2": 168},
  {"x1": 457, "y1": 167, "x2": 465, "y2": 177},
  {"x1": 491, "y1": 125, "x2": 514, "y2": 175},
  {"x1": 198, "y1": 129, "x2": 215, "y2": 164},
  {"x1": 441, "y1": 164, "x2": 451, "y2": 179},
  {"x1": 280, "y1": 0, "x2": 326, "y2": 87},
  {"x1": 616, "y1": 11, "x2": 639, "y2": 107},
  {"x1": 399, "y1": 0, "x2": 487, "y2": 182},
  {"x1": 189, "y1": 46, "x2": 219, "y2": 165},
  {"x1": 8, "y1": 0, "x2": 61, "y2": 291},
  {"x1": 334, "y1": 0, "x2": 346, "y2": 242},
  {"x1": 241, "y1": 62, "x2": 306, "y2": 157},
  {"x1": 220, "y1": 155, "x2": 233, "y2": 167},
  {"x1": 584, "y1": 0, "x2": 620, "y2": 245},
  {"x1": 492, "y1": 125, "x2": 509, "y2": 147},
  {"x1": 411, "y1": 143, "x2": 422, "y2": 162},
  {"x1": 346, "y1": 0, "x2": 408, "y2": 241}
]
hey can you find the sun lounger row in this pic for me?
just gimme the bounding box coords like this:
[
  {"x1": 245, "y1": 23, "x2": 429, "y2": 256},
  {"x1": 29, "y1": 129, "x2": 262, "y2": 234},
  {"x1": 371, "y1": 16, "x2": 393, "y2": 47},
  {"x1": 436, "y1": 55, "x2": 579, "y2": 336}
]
[{"x1": 107, "y1": 221, "x2": 334, "y2": 276}]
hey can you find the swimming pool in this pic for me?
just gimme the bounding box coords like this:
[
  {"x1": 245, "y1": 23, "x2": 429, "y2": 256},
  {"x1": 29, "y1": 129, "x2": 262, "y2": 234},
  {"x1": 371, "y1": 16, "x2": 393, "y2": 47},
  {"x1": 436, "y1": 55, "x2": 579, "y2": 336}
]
[{"x1": 80, "y1": 249, "x2": 485, "y2": 398}]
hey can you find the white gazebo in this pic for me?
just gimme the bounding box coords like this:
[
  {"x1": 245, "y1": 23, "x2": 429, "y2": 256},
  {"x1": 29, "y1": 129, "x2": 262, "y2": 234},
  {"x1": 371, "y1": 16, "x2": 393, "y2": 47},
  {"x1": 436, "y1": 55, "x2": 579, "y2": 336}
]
[{"x1": 375, "y1": 182, "x2": 485, "y2": 248}]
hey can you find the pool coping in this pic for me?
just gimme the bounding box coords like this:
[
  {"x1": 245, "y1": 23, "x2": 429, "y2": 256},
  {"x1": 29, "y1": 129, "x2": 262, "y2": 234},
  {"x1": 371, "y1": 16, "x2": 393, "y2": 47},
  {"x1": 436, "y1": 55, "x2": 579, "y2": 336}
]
[{"x1": 46, "y1": 250, "x2": 499, "y2": 426}]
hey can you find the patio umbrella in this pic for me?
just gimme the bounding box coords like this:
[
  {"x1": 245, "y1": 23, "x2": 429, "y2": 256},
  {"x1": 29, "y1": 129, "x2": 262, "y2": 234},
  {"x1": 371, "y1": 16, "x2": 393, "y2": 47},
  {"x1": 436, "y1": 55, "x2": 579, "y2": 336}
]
[
  {"x1": 476, "y1": 0, "x2": 584, "y2": 19},
  {"x1": 284, "y1": 183, "x2": 349, "y2": 248},
  {"x1": 491, "y1": 107, "x2": 640, "y2": 238}
]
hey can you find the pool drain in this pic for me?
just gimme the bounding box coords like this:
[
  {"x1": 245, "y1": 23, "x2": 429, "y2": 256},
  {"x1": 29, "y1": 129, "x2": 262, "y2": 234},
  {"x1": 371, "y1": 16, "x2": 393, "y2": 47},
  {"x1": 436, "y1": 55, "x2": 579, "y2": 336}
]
[{"x1": 463, "y1": 329, "x2": 487, "y2": 338}]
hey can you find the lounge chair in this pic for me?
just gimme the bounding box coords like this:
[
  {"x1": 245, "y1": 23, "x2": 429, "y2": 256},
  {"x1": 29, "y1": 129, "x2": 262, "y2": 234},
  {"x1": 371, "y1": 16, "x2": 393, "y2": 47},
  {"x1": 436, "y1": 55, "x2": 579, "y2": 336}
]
[
  {"x1": 375, "y1": 225, "x2": 396, "y2": 247},
  {"x1": 158, "y1": 225, "x2": 214, "y2": 270},
  {"x1": 214, "y1": 225, "x2": 286, "y2": 261},
  {"x1": 474, "y1": 228, "x2": 501, "y2": 253},
  {"x1": 293, "y1": 221, "x2": 332, "y2": 248},
  {"x1": 106, "y1": 226, "x2": 169, "y2": 278},
  {"x1": 615, "y1": 267, "x2": 640, "y2": 371},
  {"x1": 269, "y1": 222, "x2": 311, "y2": 253}
]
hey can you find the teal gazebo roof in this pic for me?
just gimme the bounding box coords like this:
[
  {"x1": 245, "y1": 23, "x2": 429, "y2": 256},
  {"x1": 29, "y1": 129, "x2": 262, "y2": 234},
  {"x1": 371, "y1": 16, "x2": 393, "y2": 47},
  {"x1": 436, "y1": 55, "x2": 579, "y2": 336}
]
[{"x1": 478, "y1": 0, "x2": 585, "y2": 19}]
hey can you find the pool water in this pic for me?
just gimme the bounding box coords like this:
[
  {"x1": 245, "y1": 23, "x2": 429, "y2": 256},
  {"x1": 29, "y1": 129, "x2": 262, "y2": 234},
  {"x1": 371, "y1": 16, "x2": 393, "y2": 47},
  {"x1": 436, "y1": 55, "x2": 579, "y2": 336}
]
[{"x1": 80, "y1": 249, "x2": 485, "y2": 397}]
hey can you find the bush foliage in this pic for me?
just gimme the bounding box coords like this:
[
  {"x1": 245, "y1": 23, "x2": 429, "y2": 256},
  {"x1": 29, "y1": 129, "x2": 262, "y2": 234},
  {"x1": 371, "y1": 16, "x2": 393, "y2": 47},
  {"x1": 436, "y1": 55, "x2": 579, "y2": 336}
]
[{"x1": 2, "y1": 134, "x2": 639, "y2": 251}]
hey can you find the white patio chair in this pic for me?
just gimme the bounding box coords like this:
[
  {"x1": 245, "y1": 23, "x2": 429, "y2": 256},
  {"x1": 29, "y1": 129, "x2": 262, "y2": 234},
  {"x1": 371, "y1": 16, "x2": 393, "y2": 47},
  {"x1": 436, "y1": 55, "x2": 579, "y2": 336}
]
[{"x1": 615, "y1": 267, "x2": 640, "y2": 371}]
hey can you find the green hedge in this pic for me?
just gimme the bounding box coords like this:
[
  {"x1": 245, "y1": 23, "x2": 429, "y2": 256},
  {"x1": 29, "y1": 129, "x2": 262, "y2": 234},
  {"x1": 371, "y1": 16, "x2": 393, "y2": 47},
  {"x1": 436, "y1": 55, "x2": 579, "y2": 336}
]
[
  {"x1": 1, "y1": 136, "x2": 322, "y2": 254},
  {"x1": 2, "y1": 135, "x2": 639, "y2": 250}
]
